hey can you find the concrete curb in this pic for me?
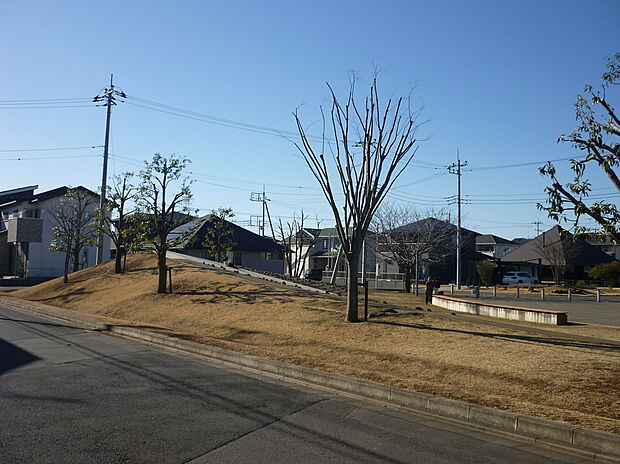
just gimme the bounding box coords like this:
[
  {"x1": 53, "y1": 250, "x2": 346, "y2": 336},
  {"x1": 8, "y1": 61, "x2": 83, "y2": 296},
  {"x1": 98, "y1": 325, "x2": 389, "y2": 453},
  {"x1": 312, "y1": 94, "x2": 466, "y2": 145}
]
[
  {"x1": 432, "y1": 294, "x2": 569, "y2": 325},
  {"x1": 2, "y1": 297, "x2": 619, "y2": 463}
]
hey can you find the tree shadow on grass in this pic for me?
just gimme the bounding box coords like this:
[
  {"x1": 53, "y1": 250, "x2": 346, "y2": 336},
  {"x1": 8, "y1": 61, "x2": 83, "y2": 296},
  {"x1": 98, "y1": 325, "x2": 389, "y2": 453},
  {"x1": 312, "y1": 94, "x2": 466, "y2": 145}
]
[
  {"x1": 176, "y1": 283, "x2": 311, "y2": 305},
  {"x1": 370, "y1": 320, "x2": 620, "y2": 352},
  {"x1": 29, "y1": 288, "x2": 95, "y2": 305}
]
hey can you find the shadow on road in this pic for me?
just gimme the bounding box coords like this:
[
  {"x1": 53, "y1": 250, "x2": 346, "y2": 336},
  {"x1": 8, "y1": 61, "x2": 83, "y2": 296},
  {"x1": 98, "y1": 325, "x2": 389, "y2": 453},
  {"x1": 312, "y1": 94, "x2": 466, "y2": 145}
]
[{"x1": 0, "y1": 338, "x2": 41, "y2": 375}]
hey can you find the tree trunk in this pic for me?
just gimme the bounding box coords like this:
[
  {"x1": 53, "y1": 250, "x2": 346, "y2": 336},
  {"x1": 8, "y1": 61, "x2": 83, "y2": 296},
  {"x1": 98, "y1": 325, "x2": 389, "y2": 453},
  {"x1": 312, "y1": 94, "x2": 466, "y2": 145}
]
[
  {"x1": 157, "y1": 252, "x2": 168, "y2": 293},
  {"x1": 72, "y1": 247, "x2": 80, "y2": 272},
  {"x1": 63, "y1": 252, "x2": 70, "y2": 284},
  {"x1": 404, "y1": 268, "x2": 412, "y2": 293},
  {"x1": 115, "y1": 247, "x2": 123, "y2": 274},
  {"x1": 345, "y1": 255, "x2": 359, "y2": 322}
]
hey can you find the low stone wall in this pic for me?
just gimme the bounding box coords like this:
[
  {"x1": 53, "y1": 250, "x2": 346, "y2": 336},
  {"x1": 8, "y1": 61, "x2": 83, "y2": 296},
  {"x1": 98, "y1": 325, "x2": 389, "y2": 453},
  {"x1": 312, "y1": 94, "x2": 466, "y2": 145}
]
[{"x1": 432, "y1": 295, "x2": 568, "y2": 325}]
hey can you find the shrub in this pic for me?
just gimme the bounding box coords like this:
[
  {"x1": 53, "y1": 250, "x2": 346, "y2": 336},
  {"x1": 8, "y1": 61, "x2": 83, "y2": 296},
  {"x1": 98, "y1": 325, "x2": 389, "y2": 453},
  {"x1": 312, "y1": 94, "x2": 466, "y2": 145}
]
[
  {"x1": 475, "y1": 260, "x2": 495, "y2": 286},
  {"x1": 589, "y1": 261, "x2": 620, "y2": 288}
]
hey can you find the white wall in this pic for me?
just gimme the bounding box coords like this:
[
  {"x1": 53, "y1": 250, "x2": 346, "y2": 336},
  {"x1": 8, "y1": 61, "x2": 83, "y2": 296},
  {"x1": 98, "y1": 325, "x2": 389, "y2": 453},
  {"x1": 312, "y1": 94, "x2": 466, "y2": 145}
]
[{"x1": 22, "y1": 195, "x2": 110, "y2": 277}]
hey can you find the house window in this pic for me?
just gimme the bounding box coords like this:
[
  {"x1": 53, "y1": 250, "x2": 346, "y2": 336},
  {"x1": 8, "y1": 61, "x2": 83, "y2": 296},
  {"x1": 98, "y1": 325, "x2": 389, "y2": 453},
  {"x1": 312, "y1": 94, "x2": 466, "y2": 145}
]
[
  {"x1": 322, "y1": 239, "x2": 329, "y2": 250},
  {"x1": 262, "y1": 252, "x2": 284, "y2": 261}
]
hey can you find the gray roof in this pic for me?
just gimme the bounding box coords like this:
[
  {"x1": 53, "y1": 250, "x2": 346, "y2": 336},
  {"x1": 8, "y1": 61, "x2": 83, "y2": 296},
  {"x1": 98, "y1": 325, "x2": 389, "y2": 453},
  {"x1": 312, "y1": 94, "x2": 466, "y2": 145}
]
[
  {"x1": 500, "y1": 226, "x2": 616, "y2": 266},
  {"x1": 475, "y1": 234, "x2": 516, "y2": 245}
]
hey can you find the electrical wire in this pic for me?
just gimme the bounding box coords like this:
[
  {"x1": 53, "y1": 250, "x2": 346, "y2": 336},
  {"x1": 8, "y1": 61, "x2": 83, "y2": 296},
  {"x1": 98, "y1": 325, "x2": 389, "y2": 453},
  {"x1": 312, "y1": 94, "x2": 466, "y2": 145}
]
[
  {"x1": 0, "y1": 145, "x2": 101, "y2": 153},
  {"x1": 466, "y1": 156, "x2": 576, "y2": 171}
]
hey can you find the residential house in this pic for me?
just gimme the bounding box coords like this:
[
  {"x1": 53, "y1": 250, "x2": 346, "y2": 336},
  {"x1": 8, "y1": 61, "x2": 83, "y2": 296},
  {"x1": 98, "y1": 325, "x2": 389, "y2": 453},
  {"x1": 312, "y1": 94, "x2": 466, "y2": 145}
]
[
  {"x1": 168, "y1": 217, "x2": 286, "y2": 274},
  {"x1": 285, "y1": 227, "x2": 378, "y2": 278},
  {"x1": 475, "y1": 234, "x2": 520, "y2": 259},
  {"x1": 287, "y1": 219, "x2": 487, "y2": 285},
  {"x1": 0, "y1": 185, "x2": 109, "y2": 278},
  {"x1": 500, "y1": 226, "x2": 616, "y2": 281},
  {"x1": 587, "y1": 237, "x2": 620, "y2": 260},
  {"x1": 376, "y1": 218, "x2": 486, "y2": 284}
]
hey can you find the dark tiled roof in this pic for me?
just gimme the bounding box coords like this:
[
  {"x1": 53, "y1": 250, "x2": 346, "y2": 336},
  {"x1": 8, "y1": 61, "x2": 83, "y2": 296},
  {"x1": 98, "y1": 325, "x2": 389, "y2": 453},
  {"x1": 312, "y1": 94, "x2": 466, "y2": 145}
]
[
  {"x1": 475, "y1": 234, "x2": 515, "y2": 245},
  {"x1": 500, "y1": 226, "x2": 616, "y2": 266},
  {"x1": 31, "y1": 186, "x2": 98, "y2": 203},
  {"x1": 169, "y1": 217, "x2": 285, "y2": 253},
  {"x1": 0, "y1": 185, "x2": 38, "y2": 205}
]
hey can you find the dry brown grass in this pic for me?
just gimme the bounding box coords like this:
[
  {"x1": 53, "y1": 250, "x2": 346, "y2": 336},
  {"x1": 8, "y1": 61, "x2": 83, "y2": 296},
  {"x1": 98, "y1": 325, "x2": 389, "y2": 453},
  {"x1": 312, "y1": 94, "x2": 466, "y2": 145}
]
[{"x1": 6, "y1": 253, "x2": 620, "y2": 434}]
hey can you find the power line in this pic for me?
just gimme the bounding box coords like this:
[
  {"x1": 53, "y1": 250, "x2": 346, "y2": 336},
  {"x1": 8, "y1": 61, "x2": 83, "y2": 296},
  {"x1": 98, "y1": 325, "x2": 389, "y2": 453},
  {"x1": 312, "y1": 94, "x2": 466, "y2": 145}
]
[
  {"x1": 0, "y1": 154, "x2": 100, "y2": 161},
  {"x1": 0, "y1": 104, "x2": 97, "y2": 109},
  {"x1": 0, "y1": 145, "x2": 101, "y2": 153},
  {"x1": 0, "y1": 97, "x2": 91, "y2": 103},
  {"x1": 466, "y1": 156, "x2": 575, "y2": 171}
]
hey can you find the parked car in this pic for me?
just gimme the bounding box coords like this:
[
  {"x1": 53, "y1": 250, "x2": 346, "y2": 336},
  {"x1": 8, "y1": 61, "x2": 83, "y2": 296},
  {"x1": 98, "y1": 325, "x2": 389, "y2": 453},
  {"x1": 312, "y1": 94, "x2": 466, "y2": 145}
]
[
  {"x1": 301, "y1": 268, "x2": 323, "y2": 281},
  {"x1": 502, "y1": 271, "x2": 538, "y2": 284}
]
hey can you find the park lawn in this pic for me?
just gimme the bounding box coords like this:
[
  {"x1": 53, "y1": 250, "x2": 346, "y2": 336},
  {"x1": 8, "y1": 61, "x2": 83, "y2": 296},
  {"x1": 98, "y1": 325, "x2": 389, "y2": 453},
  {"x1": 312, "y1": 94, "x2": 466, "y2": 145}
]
[{"x1": 5, "y1": 252, "x2": 620, "y2": 435}]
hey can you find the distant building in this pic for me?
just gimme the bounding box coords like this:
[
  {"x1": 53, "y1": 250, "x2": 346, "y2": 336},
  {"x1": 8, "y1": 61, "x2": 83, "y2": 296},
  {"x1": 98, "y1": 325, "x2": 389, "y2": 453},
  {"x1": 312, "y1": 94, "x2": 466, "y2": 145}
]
[
  {"x1": 587, "y1": 237, "x2": 620, "y2": 260},
  {"x1": 475, "y1": 234, "x2": 520, "y2": 259},
  {"x1": 0, "y1": 185, "x2": 110, "y2": 278},
  {"x1": 500, "y1": 226, "x2": 616, "y2": 281},
  {"x1": 168, "y1": 217, "x2": 286, "y2": 274},
  {"x1": 288, "y1": 219, "x2": 487, "y2": 285}
]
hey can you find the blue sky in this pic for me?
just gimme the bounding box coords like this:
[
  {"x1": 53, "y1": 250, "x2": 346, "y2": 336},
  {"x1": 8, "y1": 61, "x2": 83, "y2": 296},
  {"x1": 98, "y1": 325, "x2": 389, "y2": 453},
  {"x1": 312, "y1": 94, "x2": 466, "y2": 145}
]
[{"x1": 1, "y1": 0, "x2": 618, "y2": 239}]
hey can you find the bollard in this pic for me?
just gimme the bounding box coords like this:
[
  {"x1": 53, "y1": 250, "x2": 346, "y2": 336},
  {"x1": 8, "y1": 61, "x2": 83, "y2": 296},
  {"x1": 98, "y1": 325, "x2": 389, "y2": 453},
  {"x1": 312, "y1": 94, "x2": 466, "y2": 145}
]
[
  {"x1": 541, "y1": 287, "x2": 545, "y2": 300},
  {"x1": 596, "y1": 289, "x2": 601, "y2": 303},
  {"x1": 493, "y1": 286, "x2": 497, "y2": 297},
  {"x1": 516, "y1": 286, "x2": 520, "y2": 298},
  {"x1": 358, "y1": 281, "x2": 369, "y2": 321},
  {"x1": 567, "y1": 288, "x2": 572, "y2": 301}
]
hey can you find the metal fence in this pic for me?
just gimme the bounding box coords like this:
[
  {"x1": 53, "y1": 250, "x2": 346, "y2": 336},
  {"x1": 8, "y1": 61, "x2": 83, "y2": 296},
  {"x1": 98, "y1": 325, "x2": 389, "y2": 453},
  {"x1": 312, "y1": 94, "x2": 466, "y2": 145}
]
[{"x1": 441, "y1": 285, "x2": 620, "y2": 304}]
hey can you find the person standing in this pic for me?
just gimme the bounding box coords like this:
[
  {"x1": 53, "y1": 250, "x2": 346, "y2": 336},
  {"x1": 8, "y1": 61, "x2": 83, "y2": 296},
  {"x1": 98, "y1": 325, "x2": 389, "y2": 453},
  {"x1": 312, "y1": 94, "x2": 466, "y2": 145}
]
[{"x1": 425, "y1": 277, "x2": 434, "y2": 305}]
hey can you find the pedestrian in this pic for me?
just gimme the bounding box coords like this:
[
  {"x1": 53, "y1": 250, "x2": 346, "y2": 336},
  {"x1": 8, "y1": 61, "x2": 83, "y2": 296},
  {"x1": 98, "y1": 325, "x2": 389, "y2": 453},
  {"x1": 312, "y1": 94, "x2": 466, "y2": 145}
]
[{"x1": 425, "y1": 276, "x2": 434, "y2": 305}]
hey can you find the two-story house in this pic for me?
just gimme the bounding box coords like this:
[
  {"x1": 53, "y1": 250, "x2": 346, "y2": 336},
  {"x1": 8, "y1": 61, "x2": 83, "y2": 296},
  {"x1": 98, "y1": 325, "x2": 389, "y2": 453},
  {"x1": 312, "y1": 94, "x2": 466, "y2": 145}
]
[
  {"x1": 475, "y1": 234, "x2": 520, "y2": 259},
  {"x1": 0, "y1": 185, "x2": 109, "y2": 278}
]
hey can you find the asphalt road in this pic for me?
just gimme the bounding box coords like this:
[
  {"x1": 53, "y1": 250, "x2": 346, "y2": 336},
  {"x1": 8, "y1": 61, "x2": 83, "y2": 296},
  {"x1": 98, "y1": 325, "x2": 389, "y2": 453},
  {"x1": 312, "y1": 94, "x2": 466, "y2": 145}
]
[{"x1": 0, "y1": 303, "x2": 594, "y2": 464}]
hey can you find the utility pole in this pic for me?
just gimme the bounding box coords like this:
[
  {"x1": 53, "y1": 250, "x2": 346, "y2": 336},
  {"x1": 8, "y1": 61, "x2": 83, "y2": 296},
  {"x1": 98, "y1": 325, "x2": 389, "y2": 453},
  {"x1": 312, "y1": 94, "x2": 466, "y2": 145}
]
[
  {"x1": 250, "y1": 186, "x2": 274, "y2": 237},
  {"x1": 93, "y1": 74, "x2": 126, "y2": 265},
  {"x1": 448, "y1": 151, "x2": 467, "y2": 289},
  {"x1": 532, "y1": 220, "x2": 542, "y2": 236},
  {"x1": 262, "y1": 184, "x2": 266, "y2": 237}
]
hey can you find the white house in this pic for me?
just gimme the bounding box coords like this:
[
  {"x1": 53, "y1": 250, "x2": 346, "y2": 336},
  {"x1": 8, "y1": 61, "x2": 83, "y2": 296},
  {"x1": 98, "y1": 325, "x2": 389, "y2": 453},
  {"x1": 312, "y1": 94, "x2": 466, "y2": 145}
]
[
  {"x1": 0, "y1": 185, "x2": 110, "y2": 278},
  {"x1": 475, "y1": 234, "x2": 520, "y2": 259}
]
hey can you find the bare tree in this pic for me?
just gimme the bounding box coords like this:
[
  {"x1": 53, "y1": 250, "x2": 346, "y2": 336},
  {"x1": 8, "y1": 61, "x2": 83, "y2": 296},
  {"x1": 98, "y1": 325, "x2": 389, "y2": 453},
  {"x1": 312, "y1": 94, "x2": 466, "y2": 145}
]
[
  {"x1": 534, "y1": 228, "x2": 579, "y2": 284},
  {"x1": 95, "y1": 173, "x2": 137, "y2": 274},
  {"x1": 539, "y1": 54, "x2": 620, "y2": 242},
  {"x1": 294, "y1": 76, "x2": 422, "y2": 321},
  {"x1": 49, "y1": 188, "x2": 99, "y2": 283},
  {"x1": 136, "y1": 154, "x2": 194, "y2": 294},
  {"x1": 373, "y1": 205, "x2": 454, "y2": 292},
  {"x1": 277, "y1": 211, "x2": 321, "y2": 277}
]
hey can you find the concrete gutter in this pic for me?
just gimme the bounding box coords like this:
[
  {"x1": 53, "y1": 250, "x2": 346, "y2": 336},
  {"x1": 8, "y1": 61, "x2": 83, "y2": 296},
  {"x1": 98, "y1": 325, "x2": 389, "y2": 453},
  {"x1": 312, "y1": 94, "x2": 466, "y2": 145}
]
[
  {"x1": 432, "y1": 294, "x2": 569, "y2": 325},
  {"x1": 2, "y1": 297, "x2": 619, "y2": 463}
]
